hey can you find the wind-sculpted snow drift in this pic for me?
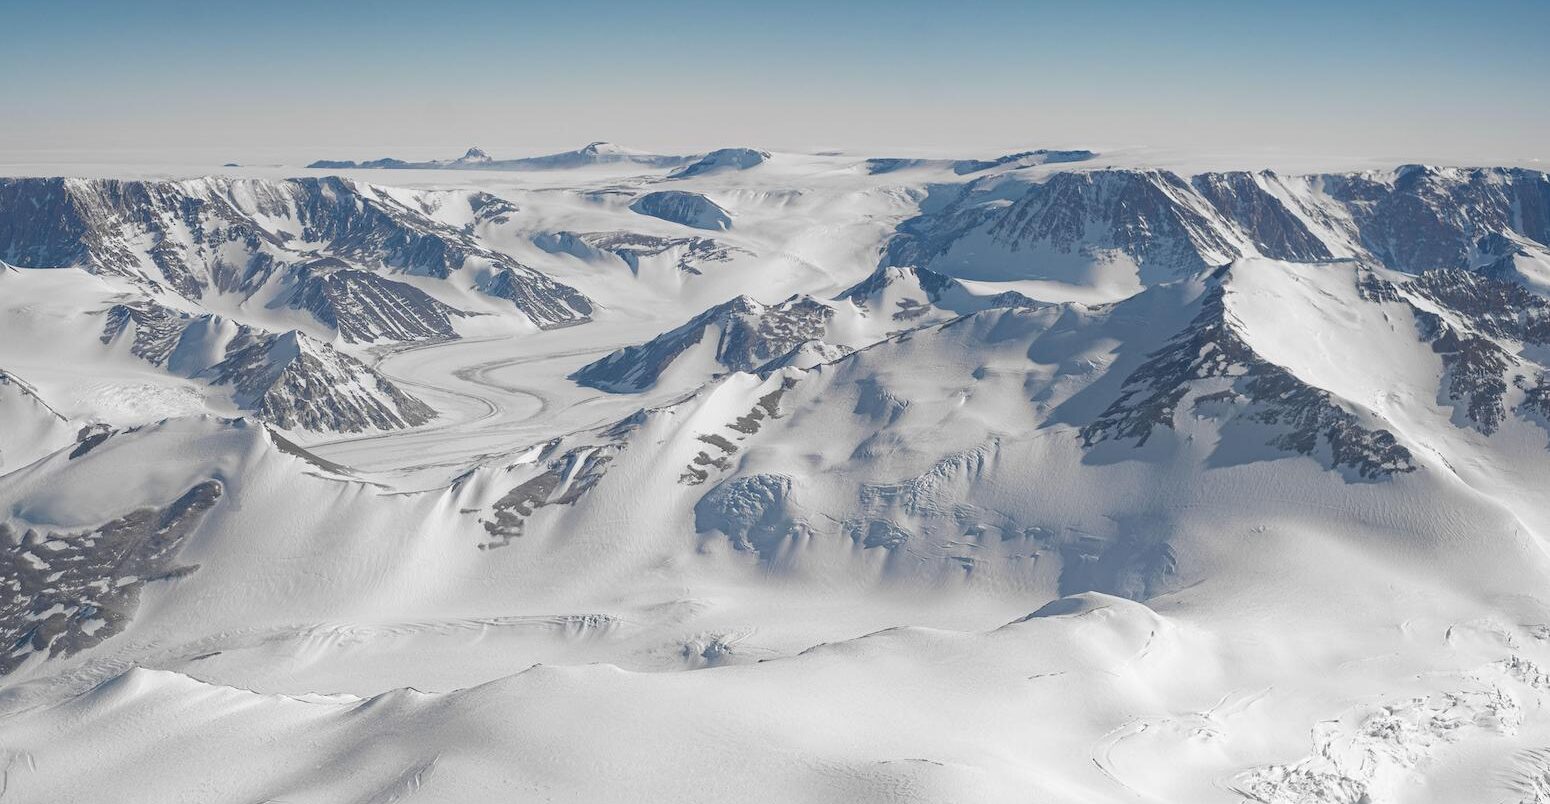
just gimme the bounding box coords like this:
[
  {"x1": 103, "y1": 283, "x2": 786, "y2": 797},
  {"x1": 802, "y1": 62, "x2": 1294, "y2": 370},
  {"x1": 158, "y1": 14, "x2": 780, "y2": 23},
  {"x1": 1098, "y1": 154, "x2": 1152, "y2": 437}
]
[{"x1": 4, "y1": 151, "x2": 1550, "y2": 802}]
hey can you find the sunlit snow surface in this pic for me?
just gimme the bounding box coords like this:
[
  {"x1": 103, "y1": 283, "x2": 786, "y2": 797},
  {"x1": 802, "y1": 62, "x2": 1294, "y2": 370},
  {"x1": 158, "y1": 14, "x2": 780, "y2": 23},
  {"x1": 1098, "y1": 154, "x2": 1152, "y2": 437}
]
[{"x1": 2, "y1": 147, "x2": 1550, "y2": 802}]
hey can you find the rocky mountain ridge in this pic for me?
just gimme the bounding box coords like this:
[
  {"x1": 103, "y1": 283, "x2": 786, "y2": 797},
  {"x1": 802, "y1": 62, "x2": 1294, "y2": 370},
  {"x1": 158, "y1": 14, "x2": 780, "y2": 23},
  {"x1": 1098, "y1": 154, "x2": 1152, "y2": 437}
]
[
  {"x1": 884, "y1": 165, "x2": 1550, "y2": 300},
  {"x1": 0, "y1": 176, "x2": 594, "y2": 336}
]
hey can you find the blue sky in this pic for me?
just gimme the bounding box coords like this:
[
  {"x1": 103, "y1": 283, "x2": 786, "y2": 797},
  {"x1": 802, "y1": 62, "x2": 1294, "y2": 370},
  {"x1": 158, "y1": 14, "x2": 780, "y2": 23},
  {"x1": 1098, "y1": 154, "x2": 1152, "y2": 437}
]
[{"x1": 4, "y1": 0, "x2": 1546, "y2": 160}]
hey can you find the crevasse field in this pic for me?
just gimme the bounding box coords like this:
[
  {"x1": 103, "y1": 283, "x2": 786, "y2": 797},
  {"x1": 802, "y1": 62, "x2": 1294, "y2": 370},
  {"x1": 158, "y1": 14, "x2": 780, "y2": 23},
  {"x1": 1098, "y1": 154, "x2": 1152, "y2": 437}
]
[{"x1": 2, "y1": 143, "x2": 1550, "y2": 802}]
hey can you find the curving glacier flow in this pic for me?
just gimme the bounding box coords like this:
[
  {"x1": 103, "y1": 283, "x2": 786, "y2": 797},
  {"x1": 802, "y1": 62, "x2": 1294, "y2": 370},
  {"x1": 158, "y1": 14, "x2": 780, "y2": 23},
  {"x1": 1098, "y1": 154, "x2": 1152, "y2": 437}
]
[{"x1": 3, "y1": 148, "x2": 1550, "y2": 803}]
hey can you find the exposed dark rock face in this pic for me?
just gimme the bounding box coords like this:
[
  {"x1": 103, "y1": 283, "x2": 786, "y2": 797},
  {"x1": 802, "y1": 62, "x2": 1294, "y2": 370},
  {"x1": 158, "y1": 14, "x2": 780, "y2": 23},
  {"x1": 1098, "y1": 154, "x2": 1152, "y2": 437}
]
[
  {"x1": 1473, "y1": 232, "x2": 1550, "y2": 284},
  {"x1": 479, "y1": 444, "x2": 618, "y2": 549},
  {"x1": 573, "y1": 296, "x2": 832, "y2": 393},
  {"x1": 283, "y1": 258, "x2": 466, "y2": 343},
  {"x1": 466, "y1": 192, "x2": 518, "y2": 224},
  {"x1": 473, "y1": 263, "x2": 594, "y2": 324},
  {"x1": 279, "y1": 177, "x2": 474, "y2": 280},
  {"x1": 707, "y1": 299, "x2": 833, "y2": 371},
  {"x1": 572, "y1": 266, "x2": 977, "y2": 395},
  {"x1": 883, "y1": 166, "x2": 1550, "y2": 291},
  {"x1": 1356, "y1": 271, "x2": 1402, "y2": 303},
  {"x1": 98, "y1": 299, "x2": 434, "y2": 433},
  {"x1": 205, "y1": 330, "x2": 435, "y2": 432},
  {"x1": 987, "y1": 171, "x2": 1241, "y2": 272},
  {"x1": 884, "y1": 169, "x2": 1243, "y2": 282},
  {"x1": 1081, "y1": 285, "x2": 1415, "y2": 479},
  {"x1": 838, "y1": 265, "x2": 958, "y2": 307},
  {"x1": 629, "y1": 191, "x2": 733, "y2": 231},
  {"x1": 1521, "y1": 376, "x2": 1550, "y2": 423},
  {"x1": 682, "y1": 381, "x2": 792, "y2": 486},
  {"x1": 100, "y1": 301, "x2": 191, "y2": 365},
  {"x1": 1190, "y1": 172, "x2": 1334, "y2": 261},
  {"x1": 0, "y1": 178, "x2": 283, "y2": 298},
  {"x1": 1322, "y1": 166, "x2": 1550, "y2": 273},
  {"x1": 1415, "y1": 311, "x2": 1512, "y2": 433},
  {"x1": 1405, "y1": 269, "x2": 1550, "y2": 343},
  {"x1": 475, "y1": 412, "x2": 648, "y2": 549},
  {"x1": 0, "y1": 481, "x2": 221, "y2": 675},
  {"x1": 579, "y1": 232, "x2": 746, "y2": 275},
  {"x1": 68, "y1": 425, "x2": 114, "y2": 460},
  {"x1": 1399, "y1": 269, "x2": 1550, "y2": 434},
  {"x1": 834, "y1": 264, "x2": 980, "y2": 324},
  {"x1": 0, "y1": 177, "x2": 592, "y2": 332}
]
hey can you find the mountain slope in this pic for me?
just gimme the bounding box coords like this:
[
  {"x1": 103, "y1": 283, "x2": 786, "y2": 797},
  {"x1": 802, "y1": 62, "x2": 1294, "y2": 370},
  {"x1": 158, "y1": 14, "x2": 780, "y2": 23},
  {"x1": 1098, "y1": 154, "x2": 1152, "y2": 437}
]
[
  {"x1": 0, "y1": 369, "x2": 76, "y2": 472},
  {"x1": 203, "y1": 329, "x2": 435, "y2": 432},
  {"x1": 884, "y1": 169, "x2": 1246, "y2": 303},
  {"x1": 279, "y1": 257, "x2": 466, "y2": 343},
  {"x1": 571, "y1": 295, "x2": 831, "y2": 392},
  {"x1": 629, "y1": 190, "x2": 734, "y2": 231},
  {"x1": 571, "y1": 265, "x2": 1018, "y2": 393},
  {"x1": 668, "y1": 148, "x2": 771, "y2": 179},
  {"x1": 9, "y1": 156, "x2": 1550, "y2": 802},
  {"x1": 100, "y1": 298, "x2": 435, "y2": 432},
  {"x1": 884, "y1": 165, "x2": 1550, "y2": 304},
  {"x1": 0, "y1": 176, "x2": 593, "y2": 333}
]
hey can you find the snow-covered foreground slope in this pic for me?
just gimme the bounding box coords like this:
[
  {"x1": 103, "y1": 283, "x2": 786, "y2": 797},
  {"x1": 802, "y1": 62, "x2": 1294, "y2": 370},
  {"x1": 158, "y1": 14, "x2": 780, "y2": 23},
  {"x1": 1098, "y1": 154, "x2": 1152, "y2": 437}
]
[
  {"x1": 0, "y1": 369, "x2": 75, "y2": 473},
  {"x1": 3, "y1": 150, "x2": 1550, "y2": 802}
]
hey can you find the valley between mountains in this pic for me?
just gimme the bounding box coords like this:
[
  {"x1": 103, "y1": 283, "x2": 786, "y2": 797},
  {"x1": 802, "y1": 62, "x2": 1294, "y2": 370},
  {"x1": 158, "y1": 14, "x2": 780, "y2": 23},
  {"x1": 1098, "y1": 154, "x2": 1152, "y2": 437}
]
[{"x1": 2, "y1": 143, "x2": 1550, "y2": 802}]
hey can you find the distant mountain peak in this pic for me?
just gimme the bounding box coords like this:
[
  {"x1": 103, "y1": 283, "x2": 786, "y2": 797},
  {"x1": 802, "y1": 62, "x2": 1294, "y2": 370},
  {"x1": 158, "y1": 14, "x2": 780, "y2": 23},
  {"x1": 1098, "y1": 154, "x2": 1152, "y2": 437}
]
[
  {"x1": 455, "y1": 147, "x2": 492, "y2": 164},
  {"x1": 670, "y1": 148, "x2": 771, "y2": 179},
  {"x1": 307, "y1": 142, "x2": 696, "y2": 171}
]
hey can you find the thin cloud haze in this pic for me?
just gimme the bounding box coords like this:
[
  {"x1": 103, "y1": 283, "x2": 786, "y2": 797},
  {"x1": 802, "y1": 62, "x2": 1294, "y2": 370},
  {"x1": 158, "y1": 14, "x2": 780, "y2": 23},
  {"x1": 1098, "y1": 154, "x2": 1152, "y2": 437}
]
[{"x1": 3, "y1": 0, "x2": 1547, "y2": 163}]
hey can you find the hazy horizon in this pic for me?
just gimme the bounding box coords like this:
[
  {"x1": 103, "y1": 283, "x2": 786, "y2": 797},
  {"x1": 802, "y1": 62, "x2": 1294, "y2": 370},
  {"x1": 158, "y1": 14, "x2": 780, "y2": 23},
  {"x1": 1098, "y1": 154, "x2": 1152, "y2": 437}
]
[{"x1": 6, "y1": 0, "x2": 1548, "y2": 166}]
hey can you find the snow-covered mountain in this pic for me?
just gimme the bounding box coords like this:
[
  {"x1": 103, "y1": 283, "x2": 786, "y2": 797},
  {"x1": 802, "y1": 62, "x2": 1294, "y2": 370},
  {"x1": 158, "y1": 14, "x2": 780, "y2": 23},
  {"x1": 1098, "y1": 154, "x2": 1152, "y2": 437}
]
[
  {"x1": 309, "y1": 142, "x2": 700, "y2": 171},
  {"x1": 571, "y1": 294, "x2": 834, "y2": 392},
  {"x1": 668, "y1": 147, "x2": 771, "y2": 178},
  {"x1": 533, "y1": 230, "x2": 748, "y2": 276},
  {"x1": 0, "y1": 176, "x2": 593, "y2": 333},
  {"x1": 100, "y1": 297, "x2": 436, "y2": 432},
  {"x1": 866, "y1": 147, "x2": 1098, "y2": 176},
  {"x1": 571, "y1": 265, "x2": 1019, "y2": 392},
  {"x1": 5, "y1": 150, "x2": 1550, "y2": 802},
  {"x1": 629, "y1": 190, "x2": 734, "y2": 231},
  {"x1": 0, "y1": 265, "x2": 434, "y2": 434},
  {"x1": 280, "y1": 257, "x2": 468, "y2": 343},
  {"x1": 884, "y1": 164, "x2": 1550, "y2": 303},
  {"x1": 204, "y1": 328, "x2": 435, "y2": 432}
]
